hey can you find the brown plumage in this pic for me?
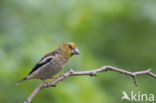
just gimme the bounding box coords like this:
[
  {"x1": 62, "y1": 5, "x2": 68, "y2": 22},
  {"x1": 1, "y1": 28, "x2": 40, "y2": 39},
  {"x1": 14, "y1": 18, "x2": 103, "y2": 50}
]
[{"x1": 16, "y1": 42, "x2": 80, "y2": 84}]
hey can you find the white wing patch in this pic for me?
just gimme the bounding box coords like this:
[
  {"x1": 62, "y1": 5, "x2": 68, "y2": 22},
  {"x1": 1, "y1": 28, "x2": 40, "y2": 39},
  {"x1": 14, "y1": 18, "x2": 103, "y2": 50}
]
[{"x1": 40, "y1": 56, "x2": 53, "y2": 64}]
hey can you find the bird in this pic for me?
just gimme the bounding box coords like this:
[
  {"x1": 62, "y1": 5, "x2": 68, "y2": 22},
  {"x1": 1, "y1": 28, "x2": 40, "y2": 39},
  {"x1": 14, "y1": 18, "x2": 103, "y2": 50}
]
[{"x1": 16, "y1": 42, "x2": 80, "y2": 85}]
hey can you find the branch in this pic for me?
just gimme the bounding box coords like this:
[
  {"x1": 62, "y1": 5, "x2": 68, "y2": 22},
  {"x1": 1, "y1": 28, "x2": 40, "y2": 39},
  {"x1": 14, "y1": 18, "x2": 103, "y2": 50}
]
[{"x1": 24, "y1": 66, "x2": 156, "y2": 103}]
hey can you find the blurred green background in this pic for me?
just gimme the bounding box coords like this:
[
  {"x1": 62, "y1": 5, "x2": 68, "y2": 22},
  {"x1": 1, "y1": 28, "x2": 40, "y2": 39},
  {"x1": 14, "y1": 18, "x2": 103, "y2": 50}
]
[{"x1": 1, "y1": 0, "x2": 156, "y2": 103}]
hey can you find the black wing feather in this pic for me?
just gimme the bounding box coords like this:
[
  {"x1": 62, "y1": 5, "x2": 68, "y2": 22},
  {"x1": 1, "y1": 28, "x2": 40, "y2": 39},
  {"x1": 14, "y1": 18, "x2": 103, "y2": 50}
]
[
  {"x1": 28, "y1": 50, "x2": 58, "y2": 75},
  {"x1": 28, "y1": 58, "x2": 52, "y2": 75}
]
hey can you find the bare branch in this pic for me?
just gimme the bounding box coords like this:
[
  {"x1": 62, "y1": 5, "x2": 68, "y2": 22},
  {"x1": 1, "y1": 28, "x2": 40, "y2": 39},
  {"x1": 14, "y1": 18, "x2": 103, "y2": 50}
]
[{"x1": 23, "y1": 66, "x2": 156, "y2": 103}]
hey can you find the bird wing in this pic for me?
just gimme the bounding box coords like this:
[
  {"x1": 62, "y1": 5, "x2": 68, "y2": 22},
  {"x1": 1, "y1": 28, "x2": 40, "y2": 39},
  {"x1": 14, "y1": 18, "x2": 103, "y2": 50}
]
[{"x1": 28, "y1": 50, "x2": 58, "y2": 75}]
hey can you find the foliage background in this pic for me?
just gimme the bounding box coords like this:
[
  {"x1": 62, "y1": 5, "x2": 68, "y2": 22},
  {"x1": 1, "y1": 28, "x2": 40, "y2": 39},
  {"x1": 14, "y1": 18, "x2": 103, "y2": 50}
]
[{"x1": 1, "y1": 0, "x2": 156, "y2": 103}]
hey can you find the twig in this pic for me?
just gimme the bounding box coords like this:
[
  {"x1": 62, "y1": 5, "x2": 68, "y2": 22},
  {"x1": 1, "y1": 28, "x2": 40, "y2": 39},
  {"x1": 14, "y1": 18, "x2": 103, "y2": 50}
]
[{"x1": 23, "y1": 66, "x2": 156, "y2": 103}]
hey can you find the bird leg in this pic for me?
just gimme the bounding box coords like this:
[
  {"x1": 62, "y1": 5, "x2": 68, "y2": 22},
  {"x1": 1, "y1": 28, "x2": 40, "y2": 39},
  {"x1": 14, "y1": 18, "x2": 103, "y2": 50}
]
[
  {"x1": 45, "y1": 82, "x2": 51, "y2": 87},
  {"x1": 48, "y1": 77, "x2": 58, "y2": 79},
  {"x1": 41, "y1": 80, "x2": 51, "y2": 87},
  {"x1": 57, "y1": 73, "x2": 66, "y2": 82},
  {"x1": 59, "y1": 73, "x2": 66, "y2": 78},
  {"x1": 48, "y1": 76, "x2": 64, "y2": 82},
  {"x1": 48, "y1": 74, "x2": 66, "y2": 81}
]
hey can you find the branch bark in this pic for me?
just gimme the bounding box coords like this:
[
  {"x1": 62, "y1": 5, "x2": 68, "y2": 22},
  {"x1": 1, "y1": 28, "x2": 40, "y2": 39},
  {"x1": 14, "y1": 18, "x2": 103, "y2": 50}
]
[{"x1": 24, "y1": 66, "x2": 156, "y2": 103}]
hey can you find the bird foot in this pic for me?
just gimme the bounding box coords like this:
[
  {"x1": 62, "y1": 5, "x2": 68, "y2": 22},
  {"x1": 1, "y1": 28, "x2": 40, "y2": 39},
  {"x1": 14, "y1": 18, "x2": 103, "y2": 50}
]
[
  {"x1": 89, "y1": 71, "x2": 97, "y2": 77},
  {"x1": 58, "y1": 73, "x2": 66, "y2": 81},
  {"x1": 60, "y1": 73, "x2": 66, "y2": 78},
  {"x1": 49, "y1": 77, "x2": 58, "y2": 79},
  {"x1": 44, "y1": 82, "x2": 51, "y2": 87}
]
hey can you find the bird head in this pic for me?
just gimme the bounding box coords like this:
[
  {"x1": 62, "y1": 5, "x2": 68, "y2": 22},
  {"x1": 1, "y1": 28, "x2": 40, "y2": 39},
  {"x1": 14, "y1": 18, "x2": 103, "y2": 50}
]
[{"x1": 59, "y1": 42, "x2": 80, "y2": 59}]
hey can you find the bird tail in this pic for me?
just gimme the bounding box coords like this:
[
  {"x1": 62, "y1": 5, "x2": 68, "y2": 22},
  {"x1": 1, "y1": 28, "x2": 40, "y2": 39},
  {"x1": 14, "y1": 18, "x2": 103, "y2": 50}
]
[{"x1": 16, "y1": 77, "x2": 28, "y2": 85}]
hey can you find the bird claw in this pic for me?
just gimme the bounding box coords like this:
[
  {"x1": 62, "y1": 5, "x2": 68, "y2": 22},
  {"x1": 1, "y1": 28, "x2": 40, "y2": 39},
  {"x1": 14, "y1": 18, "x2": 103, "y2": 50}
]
[
  {"x1": 60, "y1": 73, "x2": 66, "y2": 78},
  {"x1": 44, "y1": 82, "x2": 51, "y2": 87},
  {"x1": 48, "y1": 77, "x2": 58, "y2": 79},
  {"x1": 57, "y1": 73, "x2": 66, "y2": 82},
  {"x1": 90, "y1": 71, "x2": 97, "y2": 77}
]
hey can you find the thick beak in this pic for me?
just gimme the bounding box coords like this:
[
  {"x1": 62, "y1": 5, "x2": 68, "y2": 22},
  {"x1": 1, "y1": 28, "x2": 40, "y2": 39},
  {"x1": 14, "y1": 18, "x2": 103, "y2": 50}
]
[{"x1": 71, "y1": 48, "x2": 80, "y2": 55}]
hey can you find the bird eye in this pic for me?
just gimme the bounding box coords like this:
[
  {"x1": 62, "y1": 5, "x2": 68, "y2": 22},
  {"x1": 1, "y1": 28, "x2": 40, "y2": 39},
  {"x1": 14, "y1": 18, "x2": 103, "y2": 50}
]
[{"x1": 69, "y1": 45, "x2": 72, "y2": 49}]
